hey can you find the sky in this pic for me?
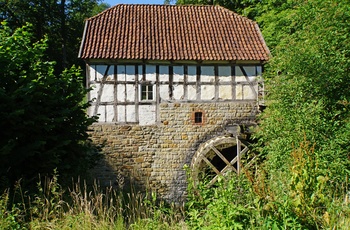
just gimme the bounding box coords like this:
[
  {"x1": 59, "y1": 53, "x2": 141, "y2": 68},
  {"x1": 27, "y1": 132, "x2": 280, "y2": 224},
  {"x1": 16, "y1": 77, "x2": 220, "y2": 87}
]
[{"x1": 104, "y1": 0, "x2": 165, "y2": 6}]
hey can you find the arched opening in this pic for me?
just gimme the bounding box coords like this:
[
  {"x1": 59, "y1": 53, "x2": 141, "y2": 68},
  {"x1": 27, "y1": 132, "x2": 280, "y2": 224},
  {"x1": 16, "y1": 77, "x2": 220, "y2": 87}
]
[{"x1": 191, "y1": 136, "x2": 256, "y2": 187}]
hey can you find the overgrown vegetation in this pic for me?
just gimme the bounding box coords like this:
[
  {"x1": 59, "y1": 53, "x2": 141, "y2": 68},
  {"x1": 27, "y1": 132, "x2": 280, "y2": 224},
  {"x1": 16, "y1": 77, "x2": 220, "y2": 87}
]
[
  {"x1": 0, "y1": 174, "x2": 186, "y2": 230},
  {"x1": 259, "y1": 0, "x2": 350, "y2": 228},
  {"x1": 0, "y1": 22, "x2": 97, "y2": 191},
  {"x1": 185, "y1": 147, "x2": 350, "y2": 229},
  {"x1": 0, "y1": 0, "x2": 109, "y2": 74},
  {"x1": 1, "y1": 163, "x2": 349, "y2": 229},
  {"x1": 1, "y1": 0, "x2": 350, "y2": 229}
]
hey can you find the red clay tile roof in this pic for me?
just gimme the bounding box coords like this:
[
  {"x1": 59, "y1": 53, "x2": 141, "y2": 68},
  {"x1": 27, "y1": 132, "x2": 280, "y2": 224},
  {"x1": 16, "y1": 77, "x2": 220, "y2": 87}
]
[{"x1": 79, "y1": 4, "x2": 270, "y2": 61}]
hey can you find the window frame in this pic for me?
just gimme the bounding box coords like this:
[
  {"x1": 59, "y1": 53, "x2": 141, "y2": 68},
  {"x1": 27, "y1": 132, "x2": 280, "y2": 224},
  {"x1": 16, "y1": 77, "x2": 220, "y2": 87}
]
[
  {"x1": 194, "y1": 112, "x2": 203, "y2": 123},
  {"x1": 192, "y1": 110, "x2": 205, "y2": 125},
  {"x1": 140, "y1": 83, "x2": 154, "y2": 101}
]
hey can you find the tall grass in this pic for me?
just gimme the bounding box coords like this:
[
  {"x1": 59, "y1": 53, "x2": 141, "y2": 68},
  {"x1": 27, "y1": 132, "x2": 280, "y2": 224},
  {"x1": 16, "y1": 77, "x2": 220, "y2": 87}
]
[
  {"x1": 1, "y1": 144, "x2": 350, "y2": 230},
  {"x1": 0, "y1": 173, "x2": 186, "y2": 230}
]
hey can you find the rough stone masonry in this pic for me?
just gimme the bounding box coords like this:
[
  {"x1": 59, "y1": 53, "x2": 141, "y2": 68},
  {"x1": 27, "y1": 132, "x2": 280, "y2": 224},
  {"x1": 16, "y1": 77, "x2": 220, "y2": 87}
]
[{"x1": 89, "y1": 101, "x2": 258, "y2": 203}]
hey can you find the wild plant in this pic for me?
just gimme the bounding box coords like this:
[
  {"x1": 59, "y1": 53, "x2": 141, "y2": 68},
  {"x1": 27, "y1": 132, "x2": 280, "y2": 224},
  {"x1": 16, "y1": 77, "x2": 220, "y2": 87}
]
[
  {"x1": 255, "y1": 139, "x2": 350, "y2": 229},
  {"x1": 287, "y1": 140, "x2": 350, "y2": 228},
  {"x1": 0, "y1": 190, "x2": 23, "y2": 230},
  {"x1": 185, "y1": 163, "x2": 263, "y2": 230}
]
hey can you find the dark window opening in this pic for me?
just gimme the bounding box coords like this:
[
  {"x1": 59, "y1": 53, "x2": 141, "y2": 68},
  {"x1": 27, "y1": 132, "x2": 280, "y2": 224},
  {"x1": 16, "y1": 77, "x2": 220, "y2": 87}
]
[{"x1": 194, "y1": 112, "x2": 203, "y2": 123}]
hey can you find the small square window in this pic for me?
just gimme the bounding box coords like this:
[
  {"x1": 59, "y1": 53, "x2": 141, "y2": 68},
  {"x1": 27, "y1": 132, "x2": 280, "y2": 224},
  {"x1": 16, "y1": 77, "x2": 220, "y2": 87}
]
[
  {"x1": 194, "y1": 112, "x2": 203, "y2": 124},
  {"x1": 141, "y1": 84, "x2": 153, "y2": 100}
]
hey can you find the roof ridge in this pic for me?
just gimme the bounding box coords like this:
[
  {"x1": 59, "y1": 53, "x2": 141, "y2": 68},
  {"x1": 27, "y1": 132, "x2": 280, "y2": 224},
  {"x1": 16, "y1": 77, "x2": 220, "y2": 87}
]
[
  {"x1": 87, "y1": 4, "x2": 224, "y2": 20},
  {"x1": 88, "y1": 4, "x2": 255, "y2": 22},
  {"x1": 214, "y1": 5, "x2": 256, "y2": 24}
]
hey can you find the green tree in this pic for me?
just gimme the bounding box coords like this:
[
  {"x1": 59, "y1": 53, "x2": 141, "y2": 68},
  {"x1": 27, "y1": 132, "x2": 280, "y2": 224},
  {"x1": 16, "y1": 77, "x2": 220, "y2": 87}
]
[
  {"x1": 255, "y1": 0, "x2": 350, "y2": 225},
  {"x1": 0, "y1": 0, "x2": 109, "y2": 74},
  {"x1": 0, "y1": 22, "x2": 97, "y2": 190},
  {"x1": 174, "y1": 0, "x2": 260, "y2": 17},
  {"x1": 259, "y1": 0, "x2": 350, "y2": 180}
]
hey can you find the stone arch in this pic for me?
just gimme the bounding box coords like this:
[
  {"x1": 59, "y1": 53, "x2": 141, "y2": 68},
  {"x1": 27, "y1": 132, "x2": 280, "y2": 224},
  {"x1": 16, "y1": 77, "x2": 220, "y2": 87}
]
[{"x1": 191, "y1": 135, "x2": 255, "y2": 187}]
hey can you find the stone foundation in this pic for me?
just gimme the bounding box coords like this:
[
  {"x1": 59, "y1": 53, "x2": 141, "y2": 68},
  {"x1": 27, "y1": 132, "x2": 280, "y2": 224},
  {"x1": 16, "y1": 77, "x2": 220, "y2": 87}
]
[{"x1": 88, "y1": 101, "x2": 258, "y2": 203}]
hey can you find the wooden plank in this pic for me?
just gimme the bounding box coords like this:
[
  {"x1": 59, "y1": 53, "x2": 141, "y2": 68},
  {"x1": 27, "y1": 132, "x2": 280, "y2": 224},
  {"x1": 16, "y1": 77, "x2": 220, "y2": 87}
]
[
  {"x1": 93, "y1": 65, "x2": 111, "y2": 116},
  {"x1": 208, "y1": 145, "x2": 245, "y2": 187},
  {"x1": 218, "y1": 145, "x2": 249, "y2": 175},
  {"x1": 135, "y1": 65, "x2": 139, "y2": 123},
  {"x1": 184, "y1": 65, "x2": 188, "y2": 100},
  {"x1": 208, "y1": 175, "x2": 220, "y2": 187},
  {"x1": 201, "y1": 156, "x2": 222, "y2": 176},
  {"x1": 196, "y1": 65, "x2": 201, "y2": 100},
  {"x1": 209, "y1": 145, "x2": 236, "y2": 172},
  {"x1": 244, "y1": 154, "x2": 257, "y2": 169},
  {"x1": 156, "y1": 65, "x2": 160, "y2": 123},
  {"x1": 214, "y1": 65, "x2": 219, "y2": 100},
  {"x1": 237, "y1": 136, "x2": 241, "y2": 175},
  {"x1": 231, "y1": 65, "x2": 236, "y2": 100},
  {"x1": 239, "y1": 66, "x2": 257, "y2": 99},
  {"x1": 240, "y1": 146, "x2": 249, "y2": 155}
]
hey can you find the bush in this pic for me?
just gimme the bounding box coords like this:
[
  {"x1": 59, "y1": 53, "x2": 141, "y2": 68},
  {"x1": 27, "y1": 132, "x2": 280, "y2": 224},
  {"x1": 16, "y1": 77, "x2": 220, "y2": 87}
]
[{"x1": 0, "y1": 22, "x2": 97, "y2": 191}]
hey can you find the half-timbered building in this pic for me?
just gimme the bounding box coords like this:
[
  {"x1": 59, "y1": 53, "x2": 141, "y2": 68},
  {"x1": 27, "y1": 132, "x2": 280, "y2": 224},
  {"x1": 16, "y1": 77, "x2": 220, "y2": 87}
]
[{"x1": 79, "y1": 4, "x2": 269, "y2": 202}]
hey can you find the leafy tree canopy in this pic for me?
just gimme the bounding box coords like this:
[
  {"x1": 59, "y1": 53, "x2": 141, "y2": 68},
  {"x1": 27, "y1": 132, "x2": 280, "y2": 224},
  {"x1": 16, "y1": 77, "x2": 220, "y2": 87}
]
[
  {"x1": 256, "y1": 0, "x2": 350, "y2": 195},
  {"x1": 0, "y1": 22, "x2": 97, "y2": 190},
  {"x1": 174, "y1": 0, "x2": 260, "y2": 18},
  {"x1": 174, "y1": 0, "x2": 260, "y2": 16},
  {"x1": 0, "y1": 0, "x2": 109, "y2": 74}
]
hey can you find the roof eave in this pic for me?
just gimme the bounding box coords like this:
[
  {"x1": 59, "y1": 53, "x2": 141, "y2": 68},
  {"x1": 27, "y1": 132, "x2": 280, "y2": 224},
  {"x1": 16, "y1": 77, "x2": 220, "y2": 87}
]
[{"x1": 78, "y1": 20, "x2": 89, "y2": 59}]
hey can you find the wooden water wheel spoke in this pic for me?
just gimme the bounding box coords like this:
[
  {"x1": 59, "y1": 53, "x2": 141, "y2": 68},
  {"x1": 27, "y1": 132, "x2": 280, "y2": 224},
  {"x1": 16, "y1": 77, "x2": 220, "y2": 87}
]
[
  {"x1": 240, "y1": 146, "x2": 249, "y2": 156},
  {"x1": 243, "y1": 154, "x2": 257, "y2": 169},
  {"x1": 207, "y1": 152, "x2": 245, "y2": 187},
  {"x1": 191, "y1": 135, "x2": 252, "y2": 187},
  {"x1": 220, "y1": 146, "x2": 248, "y2": 172},
  {"x1": 222, "y1": 156, "x2": 238, "y2": 172},
  {"x1": 208, "y1": 175, "x2": 220, "y2": 187},
  {"x1": 201, "y1": 156, "x2": 222, "y2": 176},
  {"x1": 207, "y1": 161, "x2": 239, "y2": 187},
  {"x1": 209, "y1": 145, "x2": 236, "y2": 172}
]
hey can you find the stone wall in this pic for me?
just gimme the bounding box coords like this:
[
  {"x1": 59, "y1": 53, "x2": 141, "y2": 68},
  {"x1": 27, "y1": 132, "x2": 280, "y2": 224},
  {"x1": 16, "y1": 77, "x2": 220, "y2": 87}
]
[{"x1": 88, "y1": 101, "x2": 258, "y2": 203}]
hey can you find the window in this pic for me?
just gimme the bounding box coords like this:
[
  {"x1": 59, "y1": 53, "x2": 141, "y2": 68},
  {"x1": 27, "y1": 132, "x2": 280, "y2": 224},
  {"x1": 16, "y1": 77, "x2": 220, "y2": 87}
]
[
  {"x1": 192, "y1": 111, "x2": 205, "y2": 125},
  {"x1": 141, "y1": 84, "x2": 153, "y2": 100},
  {"x1": 194, "y1": 112, "x2": 203, "y2": 124}
]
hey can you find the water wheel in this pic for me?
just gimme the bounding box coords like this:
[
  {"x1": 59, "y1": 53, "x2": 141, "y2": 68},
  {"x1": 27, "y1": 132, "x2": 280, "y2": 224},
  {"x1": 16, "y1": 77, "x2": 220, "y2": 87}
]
[{"x1": 191, "y1": 135, "x2": 256, "y2": 187}]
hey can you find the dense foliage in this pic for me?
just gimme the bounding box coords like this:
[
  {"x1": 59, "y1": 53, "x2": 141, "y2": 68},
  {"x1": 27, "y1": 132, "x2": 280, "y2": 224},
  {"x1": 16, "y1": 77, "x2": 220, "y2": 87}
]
[
  {"x1": 258, "y1": 0, "x2": 350, "y2": 178},
  {"x1": 0, "y1": 0, "x2": 108, "y2": 192},
  {"x1": 254, "y1": 0, "x2": 350, "y2": 226},
  {"x1": 0, "y1": 23, "x2": 96, "y2": 190},
  {"x1": 173, "y1": 0, "x2": 260, "y2": 16},
  {"x1": 0, "y1": 0, "x2": 109, "y2": 74}
]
